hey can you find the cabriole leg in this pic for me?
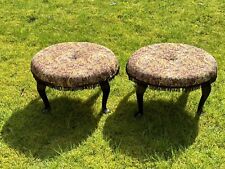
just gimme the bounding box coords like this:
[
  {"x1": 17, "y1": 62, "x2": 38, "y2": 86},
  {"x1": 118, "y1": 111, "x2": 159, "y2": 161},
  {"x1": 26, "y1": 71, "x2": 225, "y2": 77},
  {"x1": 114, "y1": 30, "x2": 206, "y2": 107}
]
[
  {"x1": 100, "y1": 81, "x2": 110, "y2": 113},
  {"x1": 197, "y1": 82, "x2": 211, "y2": 115},
  {"x1": 37, "y1": 81, "x2": 50, "y2": 112},
  {"x1": 135, "y1": 84, "x2": 147, "y2": 117}
]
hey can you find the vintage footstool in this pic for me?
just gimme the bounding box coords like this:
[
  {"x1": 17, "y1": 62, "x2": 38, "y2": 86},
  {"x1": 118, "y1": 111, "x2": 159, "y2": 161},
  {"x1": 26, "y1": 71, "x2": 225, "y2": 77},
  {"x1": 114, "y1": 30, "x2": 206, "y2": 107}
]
[
  {"x1": 126, "y1": 43, "x2": 217, "y2": 117},
  {"x1": 31, "y1": 42, "x2": 119, "y2": 113}
]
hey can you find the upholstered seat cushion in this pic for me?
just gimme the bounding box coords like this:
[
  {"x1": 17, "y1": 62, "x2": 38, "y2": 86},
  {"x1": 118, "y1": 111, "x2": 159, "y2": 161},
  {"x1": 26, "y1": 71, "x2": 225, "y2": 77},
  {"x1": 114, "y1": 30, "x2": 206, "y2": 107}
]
[
  {"x1": 31, "y1": 42, "x2": 119, "y2": 89},
  {"x1": 126, "y1": 43, "x2": 217, "y2": 89}
]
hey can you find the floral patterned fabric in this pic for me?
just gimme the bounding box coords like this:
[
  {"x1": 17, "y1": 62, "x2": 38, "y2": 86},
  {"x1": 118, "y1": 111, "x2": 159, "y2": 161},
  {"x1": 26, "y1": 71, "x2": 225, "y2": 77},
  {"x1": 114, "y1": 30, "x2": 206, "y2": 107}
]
[
  {"x1": 31, "y1": 42, "x2": 119, "y2": 88},
  {"x1": 126, "y1": 43, "x2": 217, "y2": 88}
]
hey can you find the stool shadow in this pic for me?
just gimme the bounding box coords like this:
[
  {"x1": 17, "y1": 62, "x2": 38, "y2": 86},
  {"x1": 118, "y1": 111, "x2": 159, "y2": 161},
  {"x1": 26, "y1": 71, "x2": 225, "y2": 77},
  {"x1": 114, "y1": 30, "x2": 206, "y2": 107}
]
[
  {"x1": 103, "y1": 91, "x2": 199, "y2": 161},
  {"x1": 1, "y1": 91, "x2": 101, "y2": 160}
]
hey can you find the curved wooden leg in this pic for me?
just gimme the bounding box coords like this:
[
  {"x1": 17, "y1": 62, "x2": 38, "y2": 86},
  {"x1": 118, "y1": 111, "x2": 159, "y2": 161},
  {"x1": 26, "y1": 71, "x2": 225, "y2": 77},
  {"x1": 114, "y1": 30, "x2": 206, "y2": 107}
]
[
  {"x1": 197, "y1": 82, "x2": 211, "y2": 115},
  {"x1": 135, "y1": 84, "x2": 147, "y2": 117},
  {"x1": 100, "y1": 81, "x2": 110, "y2": 113},
  {"x1": 37, "y1": 81, "x2": 51, "y2": 112}
]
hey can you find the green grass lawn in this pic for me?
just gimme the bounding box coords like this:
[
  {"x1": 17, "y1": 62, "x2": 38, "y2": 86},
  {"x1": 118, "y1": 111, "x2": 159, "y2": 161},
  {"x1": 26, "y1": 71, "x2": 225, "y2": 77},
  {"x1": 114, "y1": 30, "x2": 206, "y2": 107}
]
[{"x1": 0, "y1": 0, "x2": 225, "y2": 168}]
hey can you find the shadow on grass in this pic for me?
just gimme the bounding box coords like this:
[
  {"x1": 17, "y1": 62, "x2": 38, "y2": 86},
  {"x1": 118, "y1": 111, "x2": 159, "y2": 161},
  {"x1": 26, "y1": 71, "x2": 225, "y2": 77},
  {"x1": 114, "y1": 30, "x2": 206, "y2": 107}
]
[
  {"x1": 103, "y1": 91, "x2": 199, "y2": 161},
  {"x1": 2, "y1": 91, "x2": 101, "y2": 160}
]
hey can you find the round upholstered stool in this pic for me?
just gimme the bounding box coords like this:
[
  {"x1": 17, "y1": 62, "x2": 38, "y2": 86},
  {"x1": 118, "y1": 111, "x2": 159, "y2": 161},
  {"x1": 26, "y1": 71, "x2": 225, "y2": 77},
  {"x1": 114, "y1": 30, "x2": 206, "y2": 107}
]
[
  {"x1": 126, "y1": 43, "x2": 217, "y2": 117},
  {"x1": 31, "y1": 42, "x2": 119, "y2": 113}
]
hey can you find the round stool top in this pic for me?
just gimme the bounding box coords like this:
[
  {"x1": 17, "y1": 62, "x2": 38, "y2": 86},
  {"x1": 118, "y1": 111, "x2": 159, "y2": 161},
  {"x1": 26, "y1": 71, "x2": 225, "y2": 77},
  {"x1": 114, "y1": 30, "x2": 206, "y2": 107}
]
[
  {"x1": 31, "y1": 42, "x2": 119, "y2": 89},
  {"x1": 126, "y1": 43, "x2": 217, "y2": 89}
]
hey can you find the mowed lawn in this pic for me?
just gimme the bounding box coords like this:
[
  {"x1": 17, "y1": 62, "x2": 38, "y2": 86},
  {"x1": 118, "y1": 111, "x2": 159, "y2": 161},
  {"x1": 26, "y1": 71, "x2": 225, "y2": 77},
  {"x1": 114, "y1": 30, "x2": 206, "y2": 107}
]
[{"x1": 0, "y1": 0, "x2": 225, "y2": 168}]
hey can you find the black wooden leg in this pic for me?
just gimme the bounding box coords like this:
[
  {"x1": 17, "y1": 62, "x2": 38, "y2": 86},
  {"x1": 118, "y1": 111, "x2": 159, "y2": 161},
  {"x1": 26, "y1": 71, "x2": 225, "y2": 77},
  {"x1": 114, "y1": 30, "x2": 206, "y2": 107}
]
[
  {"x1": 197, "y1": 82, "x2": 211, "y2": 115},
  {"x1": 100, "y1": 81, "x2": 110, "y2": 113},
  {"x1": 135, "y1": 84, "x2": 147, "y2": 117},
  {"x1": 37, "y1": 81, "x2": 51, "y2": 112}
]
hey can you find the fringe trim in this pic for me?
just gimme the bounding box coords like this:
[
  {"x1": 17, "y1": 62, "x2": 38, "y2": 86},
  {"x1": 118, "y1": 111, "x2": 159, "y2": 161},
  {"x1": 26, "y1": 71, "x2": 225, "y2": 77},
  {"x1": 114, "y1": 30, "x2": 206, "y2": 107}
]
[
  {"x1": 50, "y1": 83, "x2": 100, "y2": 91},
  {"x1": 32, "y1": 67, "x2": 120, "y2": 91},
  {"x1": 128, "y1": 76, "x2": 201, "y2": 92}
]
